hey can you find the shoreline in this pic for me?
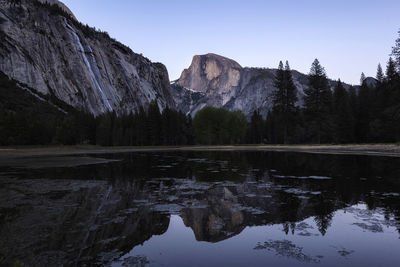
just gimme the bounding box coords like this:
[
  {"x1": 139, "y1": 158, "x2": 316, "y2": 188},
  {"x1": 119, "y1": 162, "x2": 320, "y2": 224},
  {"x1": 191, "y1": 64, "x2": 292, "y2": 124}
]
[{"x1": 1, "y1": 144, "x2": 400, "y2": 159}]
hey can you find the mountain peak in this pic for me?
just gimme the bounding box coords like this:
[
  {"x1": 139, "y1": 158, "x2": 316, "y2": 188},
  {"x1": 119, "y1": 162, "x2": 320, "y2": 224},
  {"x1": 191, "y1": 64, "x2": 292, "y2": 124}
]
[
  {"x1": 172, "y1": 53, "x2": 354, "y2": 118},
  {"x1": 177, "y1": 53, "x2": 242, "y2": 94},
  {"x1": 192, "y1": 53, "x2": 242, "y2": 69},
  {"x1": 363, "y1": 77, "x2": 378, "y2": 88}
]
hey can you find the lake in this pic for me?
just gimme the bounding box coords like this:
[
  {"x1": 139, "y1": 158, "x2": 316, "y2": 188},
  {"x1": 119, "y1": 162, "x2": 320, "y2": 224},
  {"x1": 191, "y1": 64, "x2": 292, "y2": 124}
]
[{"x1": 0, "y1": 151, "x2": 399, "y2": 266}]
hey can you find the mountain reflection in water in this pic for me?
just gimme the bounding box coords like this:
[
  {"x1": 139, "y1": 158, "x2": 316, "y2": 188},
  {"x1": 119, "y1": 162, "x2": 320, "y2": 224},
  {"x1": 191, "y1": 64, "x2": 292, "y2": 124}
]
[{"x1": 0, "y1": 151, "x2": 399, "y2": 266}]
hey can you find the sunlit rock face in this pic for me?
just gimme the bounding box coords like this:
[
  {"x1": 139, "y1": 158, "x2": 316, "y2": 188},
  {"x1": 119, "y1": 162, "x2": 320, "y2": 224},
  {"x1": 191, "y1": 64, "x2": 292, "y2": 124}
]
[
  {"x1": 174, "y1": 53, "x2": 245, "y2": 115},
  {"x1": 172, "y1": 53, "x2": 351, "y2": 118},
  {"x1": 0, "y1": 0, "x2": 174, "y2": 115},
  {"x1": 177, "y1": 53, "x2": 242, "y2": 95}
]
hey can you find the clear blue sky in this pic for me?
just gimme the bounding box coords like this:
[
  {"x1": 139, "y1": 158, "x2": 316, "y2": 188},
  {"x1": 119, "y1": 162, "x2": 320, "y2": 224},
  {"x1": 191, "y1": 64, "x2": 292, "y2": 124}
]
[{"x1": 62, "y1": 0, "x2": 399, "y2": 85}]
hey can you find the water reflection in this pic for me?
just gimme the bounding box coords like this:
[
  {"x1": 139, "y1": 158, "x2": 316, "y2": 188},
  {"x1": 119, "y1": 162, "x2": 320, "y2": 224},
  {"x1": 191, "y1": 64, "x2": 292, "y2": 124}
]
[{"x1": 0, "y1": 151, "x2": 399, "y2": 266}]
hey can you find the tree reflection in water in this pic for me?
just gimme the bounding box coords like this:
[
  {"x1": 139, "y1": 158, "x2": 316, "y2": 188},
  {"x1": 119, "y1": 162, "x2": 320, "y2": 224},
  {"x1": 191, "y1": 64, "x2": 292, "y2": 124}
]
[{"x1": 0, "y1": 151, "x2": 399, "y2": 266}]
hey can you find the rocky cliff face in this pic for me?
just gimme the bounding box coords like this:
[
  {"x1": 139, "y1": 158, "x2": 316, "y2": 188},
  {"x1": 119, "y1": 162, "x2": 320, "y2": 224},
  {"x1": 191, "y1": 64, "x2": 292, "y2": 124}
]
[
  {"x1": 173, "y1": 53, "x2": 349, "y2": 118},
  {"x1": 0, "y1": 176, "x2": 170, "y2": 266},
  {"x1": 37, "y1": 0, "x2": 76, "y2": 20},
  {"x1": 0, "y1": 0, "x2": 174, "y2": 115}
]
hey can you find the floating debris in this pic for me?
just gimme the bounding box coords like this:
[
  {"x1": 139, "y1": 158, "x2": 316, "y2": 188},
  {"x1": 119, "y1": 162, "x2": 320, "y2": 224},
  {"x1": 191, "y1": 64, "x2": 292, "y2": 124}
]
[
  {"x1": 337, "y1": 249, "x2": 355, "y2": 257},
  {"x1": 121, "y1": 255, "x2": 150, "y2": 267},
  {"x1": 353, "y1": 222, "x2": 383, "y2": 233},
  {"x1": 254, "y1": 240, "x2": 320, "y2": 263},
  {"x1": 274, "y1": 175, "x2": 331, "y2": 180}
]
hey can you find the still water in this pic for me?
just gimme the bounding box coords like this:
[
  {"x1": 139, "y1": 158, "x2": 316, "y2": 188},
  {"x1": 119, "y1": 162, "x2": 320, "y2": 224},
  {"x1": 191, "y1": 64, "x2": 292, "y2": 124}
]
[{"x1": 0, "y1": 151, "x2": 399, "y2": 266}]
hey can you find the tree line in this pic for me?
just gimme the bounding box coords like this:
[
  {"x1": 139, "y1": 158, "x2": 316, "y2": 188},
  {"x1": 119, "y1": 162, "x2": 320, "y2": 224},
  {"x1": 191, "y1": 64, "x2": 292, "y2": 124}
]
[
  {"x1": 193, "y1": 30, "x2": 400, "y2": 145},
  {"x1": 92, "y1": 104, "x2": 194, "y2": 146},
  {"x1": 0, "y1": 71, "x2": 194, "y2": 146},
  {"x1": 246, "y1": 53, "x2": 400, "y2": 144},
  {"x1": 247, "y1": 30, "x2": 400, "y2": 144},
  {"x1": 2, "y1": 24, "x2": 400, "y2": 146},
  {"x1": 1, "y1": 51, "x2": 399, "y2": 146},
  {"x1": 192, "y1": 107, "x2": 248, "y2": 145}
]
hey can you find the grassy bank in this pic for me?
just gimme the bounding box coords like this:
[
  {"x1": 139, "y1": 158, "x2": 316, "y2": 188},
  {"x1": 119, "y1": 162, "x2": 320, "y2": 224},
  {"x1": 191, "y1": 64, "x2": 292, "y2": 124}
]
[{"x1": 1, "y1": 144, "x2": 400, "y2": 159}]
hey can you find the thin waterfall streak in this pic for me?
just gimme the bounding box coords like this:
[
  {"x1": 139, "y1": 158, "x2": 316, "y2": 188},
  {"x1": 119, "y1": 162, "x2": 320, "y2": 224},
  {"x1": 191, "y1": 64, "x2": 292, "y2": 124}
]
[{"x1": 65, "y1": 19, "x2": 113, "y2": 112}]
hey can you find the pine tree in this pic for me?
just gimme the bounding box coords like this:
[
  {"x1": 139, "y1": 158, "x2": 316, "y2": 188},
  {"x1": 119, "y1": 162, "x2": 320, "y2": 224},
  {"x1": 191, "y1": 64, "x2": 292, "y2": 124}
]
[
  {"x1": 283, "y1": 61, "x2": 298, "y2": 143},
  {"x1": 248, "y1": 110, "x2": 264, "y2": 144},
  {"x1": 161, "y1": 107, "x2": 172, "y2": 145},
  {"x1": 391, "y1": 29, "x2": 400, "y2": 71},
  {"x1": 356, "y1": 83, "x2": 372, "y2": 142},
  {"x1": 185, "y1": 114, "x2": 194, "y2": 145},
  {"x1": 348, "y1": 86, "x2": 358, "y2": 140},
  {"x1": 264, "y1": 111, "x2": 275, "y2": 143},
  {"x1": 96, "y1": 112, "x2": 114, "y2": 146},
  {"x1": 376, "y1": 64, "x2": 384, "y2": 83},
  {"x1": 348, "y1": 86, "x2": 358, "y2": 114},
  {"x1": 272, "y1": 61, "x2": 298, "y2": 143},
  {"x1": 381, "y1": 57, "x2": 400, "y2": 142},
  {"x1": 360, "y1": 72, "x2": 366, "y2": 85},
  {"x1": 284, "y1": 61, "x2": 298, "y2": 109},
  {"x1": 134, "y1": 106, "x2": 147, "y2": 146},
  {"x1": 273, "y1": 61, "x2": 285, "y2": 113},
  {"x1": 304, "y1": 59, "x2": 333, "y2": 143},
  {"x1": 386, "y1": 57, "x2": 397, "y2": 82},
  {"x1": 332, "y1": 80, "x2": 354, "y2": 143},
  {"x1": 193, "y1": 107, "x2": 247, "y2": 145},
  {"x1": 147, "y1": 101, "x2": 162, "y2": 145}
]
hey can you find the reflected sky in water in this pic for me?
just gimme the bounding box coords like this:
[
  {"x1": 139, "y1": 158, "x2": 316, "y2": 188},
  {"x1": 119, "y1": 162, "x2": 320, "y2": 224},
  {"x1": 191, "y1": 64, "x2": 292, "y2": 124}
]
[
  {"x1": 114, "y1": 204, "x2": 400, "y2": 267},
  {"x1": 0, "y1": 151, "x2": 399, "y2": 266}
]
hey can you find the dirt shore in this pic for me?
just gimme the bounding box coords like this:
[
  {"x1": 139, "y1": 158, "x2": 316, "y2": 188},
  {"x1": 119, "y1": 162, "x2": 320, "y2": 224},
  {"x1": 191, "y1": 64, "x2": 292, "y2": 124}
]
[{"x1": 1, "y1": 144, "x2": 400, "y2": 160}]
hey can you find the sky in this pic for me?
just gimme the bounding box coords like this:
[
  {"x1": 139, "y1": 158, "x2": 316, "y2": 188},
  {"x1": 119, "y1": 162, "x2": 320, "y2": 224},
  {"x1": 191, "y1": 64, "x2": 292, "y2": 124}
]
[{"x1": 62, "y1": 0, "x2": 399, "y2": 85}]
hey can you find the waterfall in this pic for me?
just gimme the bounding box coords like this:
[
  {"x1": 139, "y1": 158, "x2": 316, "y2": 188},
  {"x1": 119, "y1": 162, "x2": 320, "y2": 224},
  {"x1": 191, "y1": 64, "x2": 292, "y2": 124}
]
[
  {"x1": 65, "y1": 19, "x2": 113, "y2": 112},
  {"x1": 96, "y1": 185, "x2": 113, "y2": 214}
]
